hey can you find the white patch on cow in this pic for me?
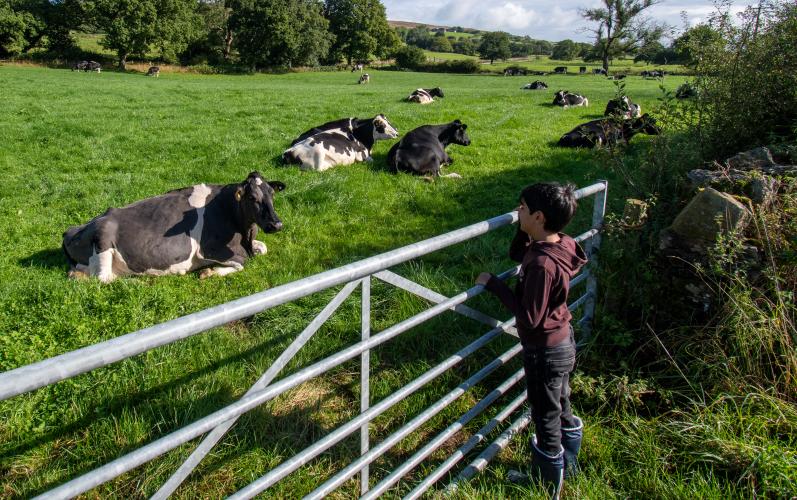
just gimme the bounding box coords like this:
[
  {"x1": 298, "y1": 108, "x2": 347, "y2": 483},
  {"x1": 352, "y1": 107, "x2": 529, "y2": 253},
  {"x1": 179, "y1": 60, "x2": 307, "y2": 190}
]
[
  {"x1": 287, "y1": 138, "x2": 362, "y2": 172},
  {"x1": 373, "y1": 115, "x2": 399, "y2": 140},
  {"x1": 408, "y1": 89, "x2": 434, "y2": 104},
  {"x1": 254, "y1": 177, "x2": 263, "y2": 186},
  {"x1": 252, "y1": 240, "x2": 267, "y2": 255},
  {"x1": 188, "y1": 184, "x2": 212, "y2": 208},
  {"x1": 199, "y1": 261, "x2": 244, "y2": 279},
  {"x1": 90, "y1": 248, "x2": 116, "y2": 283}
]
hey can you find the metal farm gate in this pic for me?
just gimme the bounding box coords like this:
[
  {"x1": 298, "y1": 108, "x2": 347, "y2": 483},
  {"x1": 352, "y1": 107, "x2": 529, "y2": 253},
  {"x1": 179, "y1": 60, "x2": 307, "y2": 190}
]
[{"x1": 0, "y1": 181, "x2": 607, "y2": 499}]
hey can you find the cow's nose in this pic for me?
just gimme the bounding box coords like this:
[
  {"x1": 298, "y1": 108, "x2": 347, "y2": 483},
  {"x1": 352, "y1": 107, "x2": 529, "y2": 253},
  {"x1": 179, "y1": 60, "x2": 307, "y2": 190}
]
[{"x1": 273, "y1": 221, "x2": 283, "y2": 231}]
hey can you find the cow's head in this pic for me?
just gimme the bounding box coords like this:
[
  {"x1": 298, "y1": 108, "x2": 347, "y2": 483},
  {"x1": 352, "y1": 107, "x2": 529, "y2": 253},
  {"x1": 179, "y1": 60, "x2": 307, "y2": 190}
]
[
  {"x1": 235, "y1": 171, "x2": 285, "y2": 233},
  {"x1": 372, "y1": 114, "x2": 399, "y2": 140},
  {"x1": 430, "y1": 87, "x2": 444, "y2": 98},
  {"x1": 629, "y1": 114, "x2": 660, "y2": 135},
  {"x1": 447, "y1": 120, "x2": 471, "y2": 146},
  {"x1": 553, "y1": 90, "x2": 567, "y2": 104}
]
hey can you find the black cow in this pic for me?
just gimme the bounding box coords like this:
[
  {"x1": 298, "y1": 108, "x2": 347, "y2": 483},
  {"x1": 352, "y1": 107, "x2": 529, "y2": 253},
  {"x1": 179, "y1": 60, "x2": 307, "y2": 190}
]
[
  {"x1": 522, "y1": 81, "x2": 548, "y2": 90},
  {"x1": 283, "y1": 115, "x2": 399, "y2": 171},
  {"x1": 407, "y1": 87, "x2": 444, "y2": 104},
  {"x1": 553, "y1": 66, "x2": 567, "y2": 74},
  {"x1": 579, "y1": 66, "x2": 587, "y2": 74},
  {"x1": 553, "y1": 90, "x2": 589, "y2": 108},
  {"x1": 604, "y1": 96, "x2": 642, "y2": 119},
  {"x1": 387, "y1": 120, "x2": 470, "y2": 179},
  {"x1": 642, "y1": 70, "x2": 664, "y2": 78},
  {"x1": 504, "y1": 67, "x2": 527, "y2": 76},
  {"x1": 72, "y1": 60, "x2": 89, "y2": 71},
  {"x1": 593, "y1": 68, "x2": 607, "y2": 75},
  {"x1": 62, "y1": 172, "x2": 285, "y2": 282},
  {"x1": 676, "y1": 82, "x2": 697, "y2": 98},
  {"x1": 147, "y1": 66, "x2": 160, "y2": 77},
  {"x1": 86, "y1": 61, "x2": 101, "y2": 73},
  {"x1": 557, "y1": 114, "x2": 660, "y2": 148}
]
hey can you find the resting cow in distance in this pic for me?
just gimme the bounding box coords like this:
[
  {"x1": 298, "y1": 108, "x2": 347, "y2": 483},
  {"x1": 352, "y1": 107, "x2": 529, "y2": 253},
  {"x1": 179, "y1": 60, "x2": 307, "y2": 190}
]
[
  {"x1": 604, "y1": 96, "x2": 642, "y2": 119},
  {"x1": 62, "y1": 172, "x2": 285, "y2": 282},
  {"x1": 553, "y1": 90, "x2": 589, "y2": 108},
  {"x1": 522, "y1": 81, "x2": 548, "y2": 90},
  {"x1": 358, "y1": 73, "x2": 370, "y2": 84},
  {"x1": 407, "y1": 87, "x2": 444, "y2": 104},
  {"x1": 557, "y1": 114, "x2": 660, "y2": 148},
  {"x1": 147, "y1": 66, "x2": 160, "y2": 77},
  {"x1": 282, "y1": 115, "x2": 399, "y2": 171},
  {"x1": 387, "y1": 120, "x2": 470, "y2": 180}
]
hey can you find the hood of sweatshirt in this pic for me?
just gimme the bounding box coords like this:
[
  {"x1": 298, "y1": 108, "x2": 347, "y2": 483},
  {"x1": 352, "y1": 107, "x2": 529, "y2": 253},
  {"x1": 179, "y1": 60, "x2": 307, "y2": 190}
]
[{"x1": 532, "y1": 234, "x2": 588, "y2": 278}]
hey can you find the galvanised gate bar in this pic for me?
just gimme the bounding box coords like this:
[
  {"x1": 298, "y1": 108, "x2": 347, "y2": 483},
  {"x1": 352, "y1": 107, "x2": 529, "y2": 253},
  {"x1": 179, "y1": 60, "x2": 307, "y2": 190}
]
[{"x1": 0, "y1": 181, "x2": 607, "y2": 499}]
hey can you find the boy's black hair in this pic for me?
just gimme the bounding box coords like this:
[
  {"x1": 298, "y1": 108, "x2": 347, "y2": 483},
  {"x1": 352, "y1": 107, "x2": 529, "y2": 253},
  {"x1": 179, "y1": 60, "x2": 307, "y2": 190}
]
[{"x1": 519, "y1": 182, "x2": 578, "y2": 232}]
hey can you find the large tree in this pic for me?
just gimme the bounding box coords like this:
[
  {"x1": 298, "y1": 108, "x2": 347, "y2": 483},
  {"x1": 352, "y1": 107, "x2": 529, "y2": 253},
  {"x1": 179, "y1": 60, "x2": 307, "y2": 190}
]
[
  {"x1": 551, "y1": 39, "x2": 579, "y2": 60},
  {"x1": 478, "y1": 31, "x2": 510, "y2": 64},
  {"x1": 324, "y1": 0, "x2": 396, "y2": 64},
  {"x1": 581, "y1": 0, "x2": 663, "y2": 72},
  {"x1": 91, "y1": 0, "x2": 201, "y2": 68},
  {"x1": 0, "y1": 0, "x2": 79, "y2": 56},
  {"x1": 673, "y1": 24, "x2": 724, "y2": 67},
  {"x1": 231, "y1": 0, "x2": 331, "y2": 69}
]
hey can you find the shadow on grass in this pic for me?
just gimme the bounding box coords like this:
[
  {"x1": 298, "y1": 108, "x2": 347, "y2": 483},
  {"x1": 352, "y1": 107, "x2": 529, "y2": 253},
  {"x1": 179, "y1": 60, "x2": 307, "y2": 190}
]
[
  {"x1": 7, "y1": 328, "x2": 294, "y2": 496},
  {"x1": 18, "y1": 248, "x2": 67, "y2": 271}
]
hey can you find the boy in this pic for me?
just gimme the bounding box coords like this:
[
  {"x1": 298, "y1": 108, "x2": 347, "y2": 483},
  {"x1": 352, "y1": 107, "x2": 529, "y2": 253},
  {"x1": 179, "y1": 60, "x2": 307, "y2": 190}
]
[{"x1": 476, "y1": 182, "x2": 587, "y2": 499}]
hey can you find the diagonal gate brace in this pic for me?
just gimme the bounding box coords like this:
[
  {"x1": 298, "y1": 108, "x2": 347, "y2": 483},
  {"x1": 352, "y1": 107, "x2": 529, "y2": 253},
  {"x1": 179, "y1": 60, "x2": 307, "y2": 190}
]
[{"x1": 374, "y1": 270, "x2": 518, "y2": 338}]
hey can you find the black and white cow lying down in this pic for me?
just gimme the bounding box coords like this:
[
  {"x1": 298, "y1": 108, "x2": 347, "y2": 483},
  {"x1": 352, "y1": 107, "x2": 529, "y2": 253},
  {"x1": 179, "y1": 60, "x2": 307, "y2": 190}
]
[
  {"x1": 387, "y1": 120, "x2": 470, "y2": 179},
  {"x1": 522, "y1": 81, "x2": 548, "y2": 90},
  {"x1": 557, "y1": 114, "x2": 660, "y2": 148},
  {"x1": 407, "y1": 87, "x2": 444, "y2": 104},
  {"x1": 62, "y1": 172, "x2": 284, "y2": 282},
  {"x1": 282, "y1": 115, "x2": 399, "y2": 171},
  {"x1": 604, "y1": 96, "x2": 642, "y2": 119},
  {"x1": 553, "y1": 90, "x2": 589, "y2": 108}
]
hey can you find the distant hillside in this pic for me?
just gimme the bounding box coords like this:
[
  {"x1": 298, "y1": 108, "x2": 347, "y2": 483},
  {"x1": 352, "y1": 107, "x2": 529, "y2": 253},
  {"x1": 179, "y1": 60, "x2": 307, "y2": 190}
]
[{"x1": 388, "y1": 20, "x2": 480, "y2": 33}]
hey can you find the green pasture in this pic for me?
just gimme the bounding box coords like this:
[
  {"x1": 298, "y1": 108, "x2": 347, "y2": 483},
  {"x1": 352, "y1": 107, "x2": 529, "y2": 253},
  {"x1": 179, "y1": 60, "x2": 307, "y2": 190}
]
[
  {"x1": 483, "y1": 55, "x2": 688, "y2": 75},
  {"x1": 1, "y1": 65, "x2": 749, "y2": 500},
  {"x1": 423, "y1": 50, "x2": 479, "y2": 61},
  {"x1": 443, "y1": 31, "x2": 478, "y2": 40}
]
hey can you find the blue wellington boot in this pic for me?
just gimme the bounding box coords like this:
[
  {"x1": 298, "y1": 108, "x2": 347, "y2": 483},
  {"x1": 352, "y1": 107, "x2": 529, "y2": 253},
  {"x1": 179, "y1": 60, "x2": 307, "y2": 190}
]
[
  {"x1": 561, "y1": 416, "x2": 583, "y2": 479},
  {"x1": 530, "y1": 435, "x2": 564, "y2": 500}
]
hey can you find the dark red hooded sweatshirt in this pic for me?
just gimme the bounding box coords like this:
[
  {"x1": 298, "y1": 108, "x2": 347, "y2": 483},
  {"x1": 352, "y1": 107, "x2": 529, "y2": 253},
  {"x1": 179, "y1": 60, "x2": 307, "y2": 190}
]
[{"x1": 485, "y1": 228, "x2": 588, "y2": 347}]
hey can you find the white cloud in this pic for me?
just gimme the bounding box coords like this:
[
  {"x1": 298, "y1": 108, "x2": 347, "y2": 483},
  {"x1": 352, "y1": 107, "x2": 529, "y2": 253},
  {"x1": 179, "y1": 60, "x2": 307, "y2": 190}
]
[{"x1": 384, "y1": 0, "x2": 754, "y2": 41}]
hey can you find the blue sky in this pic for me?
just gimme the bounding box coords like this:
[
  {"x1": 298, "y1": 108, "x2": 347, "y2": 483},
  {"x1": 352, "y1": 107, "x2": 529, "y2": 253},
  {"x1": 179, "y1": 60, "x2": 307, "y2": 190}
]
[{"x1": 383, "y1": 0, "x2": 752, "y2": 42}]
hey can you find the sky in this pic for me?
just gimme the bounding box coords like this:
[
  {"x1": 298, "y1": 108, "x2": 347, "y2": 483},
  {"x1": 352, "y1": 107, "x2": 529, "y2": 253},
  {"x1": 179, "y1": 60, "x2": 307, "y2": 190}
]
[{"x1": 383, "y1": 0, "x2": 752, "y2": 42}]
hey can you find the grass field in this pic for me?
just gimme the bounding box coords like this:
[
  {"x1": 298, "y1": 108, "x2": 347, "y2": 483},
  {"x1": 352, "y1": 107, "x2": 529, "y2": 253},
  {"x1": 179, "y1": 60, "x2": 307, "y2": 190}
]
[
  {"x1": 0, "y1": 64, "x2": 744, "y2": 499},
  {"x1": 481, "y1": 55, "x2": 688, "y2": 75},
  {"x1": 423, "y1": 50, "x2": 479, "y2": 61}
]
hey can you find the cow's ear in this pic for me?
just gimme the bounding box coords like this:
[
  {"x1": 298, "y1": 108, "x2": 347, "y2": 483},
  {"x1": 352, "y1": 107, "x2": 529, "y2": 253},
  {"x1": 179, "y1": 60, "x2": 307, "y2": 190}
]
[
  {"x1": 269, "y1": 181, "x2": 286, "y2": 192},
  {"x1": 235, "y1": 185, "x2": 245, "y2": 202},
  {"x1": 460, "y1": 124, "x2": 468, "y2": 130}
]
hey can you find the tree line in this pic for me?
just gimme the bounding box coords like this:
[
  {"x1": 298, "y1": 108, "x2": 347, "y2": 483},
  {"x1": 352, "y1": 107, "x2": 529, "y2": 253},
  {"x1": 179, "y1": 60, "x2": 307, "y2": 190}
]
[
  {"x1": 0, "y1": 0, "x2": 400, "y2": 69},
  {"x1": 1, "y1": 0, "x2": 725, "y2": 72}
]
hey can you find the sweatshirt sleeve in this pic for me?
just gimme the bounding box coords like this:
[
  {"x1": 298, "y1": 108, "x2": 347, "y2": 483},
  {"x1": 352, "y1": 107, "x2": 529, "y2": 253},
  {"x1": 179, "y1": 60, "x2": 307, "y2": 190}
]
[
  {"x1": 484, "y1": 265, "x2": 552, "y2": 333},
  {"x1": 519, "y1": 265, "x2": 553, "y2": 332}
]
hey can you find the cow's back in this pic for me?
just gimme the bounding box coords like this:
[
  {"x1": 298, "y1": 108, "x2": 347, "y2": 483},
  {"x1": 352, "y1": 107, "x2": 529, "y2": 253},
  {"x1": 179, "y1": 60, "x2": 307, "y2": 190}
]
[{"x1": 111, "y1": 187, "x2": 212, "y2": 272}]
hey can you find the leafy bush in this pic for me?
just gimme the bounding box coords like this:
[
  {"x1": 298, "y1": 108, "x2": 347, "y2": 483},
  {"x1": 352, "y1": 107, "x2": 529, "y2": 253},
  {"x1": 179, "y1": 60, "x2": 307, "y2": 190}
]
[
  {"x1": 418, "y1": 58, "x2": 481, "y2": 74},
  {"x1": 393, "y1": 45, "x2": 425, "y2": 70},
  {"x1": 692, "y1": 3, "x2": 797, "y2": 158}
]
